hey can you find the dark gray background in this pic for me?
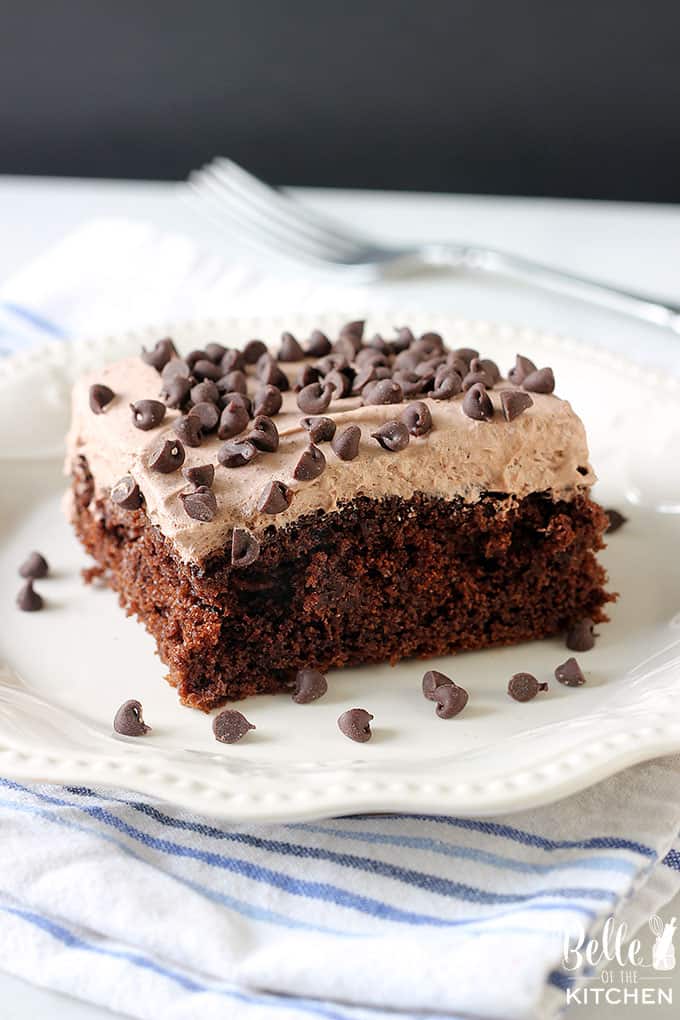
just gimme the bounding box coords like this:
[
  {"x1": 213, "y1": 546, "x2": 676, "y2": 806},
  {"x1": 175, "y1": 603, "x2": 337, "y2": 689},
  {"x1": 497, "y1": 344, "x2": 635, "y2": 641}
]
[{"x1": 2, "y1": 1, "x2": 679, "y2": 200}]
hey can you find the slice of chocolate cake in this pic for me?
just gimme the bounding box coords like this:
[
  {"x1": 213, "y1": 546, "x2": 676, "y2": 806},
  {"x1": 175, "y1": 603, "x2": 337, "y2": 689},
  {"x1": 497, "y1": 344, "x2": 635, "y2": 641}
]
[{"x1": 65, "y1": 324, "x2": 612, "y2": 710}]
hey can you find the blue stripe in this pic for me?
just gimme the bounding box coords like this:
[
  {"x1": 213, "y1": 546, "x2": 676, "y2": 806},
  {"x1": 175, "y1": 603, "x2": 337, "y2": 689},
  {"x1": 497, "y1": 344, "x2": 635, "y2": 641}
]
[
  {"x1": 662, "y1": 848, "x2": 680, "y2": 871},
  {"x1": 0, "y1": 301, "x2": 67, "y2": 338}
]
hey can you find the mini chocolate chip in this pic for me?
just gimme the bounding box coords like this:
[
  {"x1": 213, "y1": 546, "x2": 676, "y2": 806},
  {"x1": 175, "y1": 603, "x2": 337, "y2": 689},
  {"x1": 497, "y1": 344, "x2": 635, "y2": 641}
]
[
  {"x1": 293, "y1": 443, "x2": 326, "y2": 480},
  {"x1": 204, "y1": 342, "x2": 227, "y2": 364},
  {"x1": 218, "y1": 439, "x2": 259, "y2": 468},
  {"x1": 325, "y1": 369, "x2": 352, "y2": 398},
  {"x1": 294, "y1": 364, "x2": 320, "y2": 392},
  {"x1": 221, "y1": 348, "x2": 246, "y2": 374},
  {"x1": 451, "y1": 347, "x2": 479, "y2": 365},
  {"x1": 248, "y1": 415, "x2": 280, "y2": 453},
  {"x1": 351, "y1": 366, "x2": 378, "y2": 394},
  {"x1": 414, "y1": 332, "x2": 444, "y2": 356},
  {"x1": 371, "y1": 420, "x2": 409, "y2": 452},
  {"x1": 141, "y1": 338, "x2": 177, "y2": 372},
  {"x1": 186, "y1": 349, "x2": 207, "y2": 369},
  {"x1": 231, "y1": 527, "x2": 260, "y2": 568},
  {"x1": 500, "y1": 389, "x2": 533, "y2": 422},
  {"x1": 256, "y1": 355, "x2": 289, "y2": 391},
  {"x1": 301, "y1": 416, "x2": 336, "y2": 443},
  {"x1": 111, "y1": 476, "x2": 143, "y2": 510},
  {"x1": 605, "y1": 509, "x2": 627, "y2": 533},
  {"x1": 113, "y1": 699, "x2": 150, "y2": 736},
  {"x1": 192, "y1": 359, "x2": 223, "y2": 382},
  {"x1": 180, "y1": 485, "x2": 217, "y2": 522},
  {"x1": 331, "y1": 424, "x2": 361, "y2": 461},
  {"x1": 356, "y1": 347, "x2": 388, "y2": 368},
  {"x1": 243, "y1": 339, "x2": 269, "y2": 364},
  {"x1": 222, "y1": 370, "x2": 248, "y2": 395},
  {"x1": 463, "y1": 369, "x2": 492, "y2": 391},
  {"x1": 392, "y1": 370, "x2": 424, "y2": 397},
  {"x1": 161, "y1": 376, "x2": 192, "y2": 409},
  {"x1": 221, "y1": 392, "x2": 252, "y2": 416},
  {"x1": 462, "y1": 383, "x2": 494, "y2": 422},
  {"x1": 522, "y1": 367, "x2": 555, "y2": 394},
  {"x1": 566, "y1": 618, "x2": 596, "y2": 652},
  {"x1": 190, "y1": 380, "x2": 220, "y2": 406},
  {"x1": 337, "y1": 707, "x2": 373, "y2": 742},
  {"x1": 315, "y1": 353, "x2": 349, "y2": 375},
  {"x1": 19, "y1": 551, "x2": 49, "y2": 580},
  {"x1": 394, "y1": 349, "x2": 420, "y2": 372},
  {"x1": 402, "y1": 401, "x2": 433, "y2": 437},
  {"x1": 508, "y1": 672, "x2": 548, "y2": 702},
  {"x1": 297, "y1": 382, "x2": 334, "y2": 414},
  {"x1": 304, "y1": 329, "x2": 332, "y2": 357},
  {"x1": 431, "y1": 372, "x2": 462, "y2": 400},
  {"x1": 391, "y1": 326, "x2": 415, "y2": 352},
  {"x1": 149, "y1": 438, "x2": 185, "y2": 473},
  {"x1": 293, "y1": 669, "x2": 328, "y2": 703},
  {"x1": 89, "y1": 383, "x2": 115, "y2": 414},
  {"x1": 174, "y1": 412, "x2": 204, "y2": 447},
  {"x1": 161, "y1": 357, "x2": 191, "y2": 383},
  {"x1": 191, "y1": 401, "x2": 220, "y2": 434},
  {"x1": 218, "y1": 400, "x2": 250, "y2": 440},
  {"x1": 182, "y1": 463, "x2": 215, "y2": 488},
  {"x1": 508, "y1": 354, "x2": 537, "y2": 385},
  {"x1": 340, "y1": 319, "x2": 365, "y2": 341},
  {"x1": 422, "y1": 669, "x2": 453, "y2": 700},
  {"x1": 366, "y1": 333, "x2": 390, "y2": 354},
  {"x1": 213, "y1": 709, "x2": 255, "y2": 743},
  {"x1": 257, "y1": 480, "x2": 293, "y2": 514},
  {"x1": 252, "y1": 384, "x2": 283, "y2": 418},
  {"x1": 16, "y1": 580, "x2": 43, "y2": 612},
  {"x1": 278, "y1": 331, "x2": 304, "y2": 361},
  {"x1": 130, "y1": 399, "x2": 166, "y2": 431},
  {"x1": 477, "y1": 358, "x2": 501, "y2": 384},
  {"x1": 433, "y1": 684, "x2": 469, "y2": 718},
  {"x1": 555, "y1": 657, "x2": 586, "y2": 686},
  {"x1": 362, "y1": 378, "x2": 403, "y2": 405},
  {"x1": 333, "y1": 337, "x2": 359, "y2": 361}
]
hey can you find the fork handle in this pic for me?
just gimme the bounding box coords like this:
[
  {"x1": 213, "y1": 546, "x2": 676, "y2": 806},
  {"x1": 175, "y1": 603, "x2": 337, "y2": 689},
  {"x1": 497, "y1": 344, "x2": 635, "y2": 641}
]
[{"x1": 425, "y1": 243, "x2": 680, "y2": 332}]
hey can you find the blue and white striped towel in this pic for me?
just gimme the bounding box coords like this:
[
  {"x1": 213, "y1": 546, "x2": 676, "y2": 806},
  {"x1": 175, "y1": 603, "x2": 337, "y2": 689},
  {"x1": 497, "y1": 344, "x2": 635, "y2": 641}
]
[{"x1": 1, "y1": 220, "x2": 680, "y2": 1020}]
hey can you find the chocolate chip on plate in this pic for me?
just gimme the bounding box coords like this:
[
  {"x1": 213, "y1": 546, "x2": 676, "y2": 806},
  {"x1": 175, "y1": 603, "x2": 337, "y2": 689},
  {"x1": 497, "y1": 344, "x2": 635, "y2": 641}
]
[
  {"x1": 257, "y1": 480, "x2": 293, "y2": 515},
  {"x1": 293, "y1": 443, "x2": 326, "y2": 480},
  {"x1": 293, "y1": 668, "x2": 328, "y2": 704},
  {"x1": 371, "y1": 420, "x2": 410, "y2": 452},
  {"x1": 605, "y1": 509, "x2": 627, "y2": 534},
  {"x1": 500, "y1": 390, "x2": 533, "y2": 422},
  {"x1": 231, "y1": 527, "x2": 260, "y2": 568},
  {"x1": 297, "y1": 382, "x2": 334, "y2": 414},
  {"x1": 432, "y1": 683, "x2": 469, "y2": 718},
  {"x1": 252, "y1": 384, "x2": 283, "y2": 418},
  {"x1": 218, "y1": 439, "x2": 259, "y2": 468},
  {"x1": 566, "y1": 618, "x2": 596, "y2": 652},
  {"x1": 301, "y1": 416, "x2": 336, "y2": 444},
  {"x1": 508, "y1": 672, "x2": 548, "y2": 702},
  {"x1": 402, "y1": 401, "x2": 433, "y2": 437},
  {"x1": 141, "y1": 338, "x2": 177, "y2": 372},
  {"x1": 522, "y1": 367, "x2": 555, "y2": 394},
  {"x1": 16, "y1": 580, "x2": 43, "y2": 612},
  {"x1": 218, "y1": 400, "x2": 250, "y2": 440},
  {"x1": 180, "y1": 485, "x2": 217, "y2": 522},
  {"x1": 337, "y1": 708, "x2": 373, "y2": 742},
  {"x1": 111, "y1": 475, "x2": 143, "y2": 510},
  {"x1": 130, "y1": 399, "x2": 166, "y2": 431},
  {"x1": 89, "y1": 383, "x2": 115, "y2": 414},
  {"x1": 149, "y1": 438, "x2": 185, "y2": 473},
  {"x1": 182, "y1": 463, "x2": 215, "y2": 489},
  {"x1": 212, "y1": 709, "x2": 256, "y2": 743},
  {"x1": 422, "y1": 669, "x2": 453, "y2": 700},
  {"x1": 331, "y1": 424, "x2": 361, "y2": 461},
  {"x1": 554, "y1": 657, "x2": 586, "y2": 687},
  {"x1": 462, "y1": 383, "x2": 494, "y2": 421},
  {"x1": 113, "y1": 699, "x2": 150, "y2": 736},
  {"x1": 19, "y1": 551, "x2": 49, "y2": 580}
]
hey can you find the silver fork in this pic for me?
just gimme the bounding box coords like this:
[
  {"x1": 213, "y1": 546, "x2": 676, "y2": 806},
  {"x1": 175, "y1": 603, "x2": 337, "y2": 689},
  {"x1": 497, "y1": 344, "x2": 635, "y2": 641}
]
[{"x1": 189, "y1": 158, "x2": 680, "y2": 333}]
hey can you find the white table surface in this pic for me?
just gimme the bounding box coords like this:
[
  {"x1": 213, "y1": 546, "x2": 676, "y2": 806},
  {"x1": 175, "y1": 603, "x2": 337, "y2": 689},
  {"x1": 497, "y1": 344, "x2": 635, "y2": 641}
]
[{"x1": 1, "y1": 174, "x2": 679, "y2": 1019}]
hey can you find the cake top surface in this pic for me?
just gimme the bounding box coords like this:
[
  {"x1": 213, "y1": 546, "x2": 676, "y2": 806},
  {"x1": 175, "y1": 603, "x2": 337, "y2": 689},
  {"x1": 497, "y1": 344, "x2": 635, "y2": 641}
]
[{"x1": 65, "y1": 324, "x2": 596, "y2": 564}]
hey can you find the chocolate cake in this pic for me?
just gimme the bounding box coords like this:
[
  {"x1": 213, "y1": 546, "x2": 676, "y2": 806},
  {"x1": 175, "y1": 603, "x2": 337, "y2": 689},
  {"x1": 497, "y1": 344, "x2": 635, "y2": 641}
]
[{"x1": 65, "y1": 323, "x2": 612, "y2": 711}]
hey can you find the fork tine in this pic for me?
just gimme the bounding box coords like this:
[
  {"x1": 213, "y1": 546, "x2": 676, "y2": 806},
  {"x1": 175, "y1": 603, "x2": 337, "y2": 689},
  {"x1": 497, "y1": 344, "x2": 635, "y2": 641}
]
[
  {"x1": 208, "y1": 158, "x2": 370, "y2": 252},
  {"x1": 190, "y1": 167, "x2": 356, "y2": 263}
]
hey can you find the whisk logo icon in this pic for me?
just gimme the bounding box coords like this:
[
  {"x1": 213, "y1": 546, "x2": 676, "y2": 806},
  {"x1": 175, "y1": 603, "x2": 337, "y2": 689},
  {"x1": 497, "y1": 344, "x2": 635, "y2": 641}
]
[{"x1": 649, "y1": 914, "x2": 677, "y2": 971}]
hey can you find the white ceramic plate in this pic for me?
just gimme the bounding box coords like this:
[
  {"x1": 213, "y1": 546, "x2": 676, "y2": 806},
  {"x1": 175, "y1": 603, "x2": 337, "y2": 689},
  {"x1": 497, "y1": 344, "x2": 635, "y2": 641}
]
[{"x1": 1, "y1": 312, "x2": 679, "y2": 822}]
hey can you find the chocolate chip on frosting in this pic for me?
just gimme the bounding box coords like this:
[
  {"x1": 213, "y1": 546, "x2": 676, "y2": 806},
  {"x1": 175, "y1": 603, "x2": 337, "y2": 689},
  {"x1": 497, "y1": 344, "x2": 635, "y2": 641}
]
[
  {"x1": 192, "y1": 359, "x2": 223, "y2": 382},
  {"x1": 430, "y1": 372, "x2": 462, "y2": 400},
  {"x1": 141, "y1": 338, "x2": 177, "y2": 372},
  {"x1": 462, "y1": 383, "x2": 494, "y2": 421},
  {"x1": 297, "y1": 382, "x2": 334, "y2": 414},
  {"x1": 174, "y1": 411, "x2": 204, "y2": 447},
  {"x1": 257, "y1": 355, "x2": 289, "y2": 391},
  {"x1": 337, "y1": 708, "x2": 373, "y2": 742},
  {"x1": 19, "y1": 551, "x2": 49, "y2": 580},
  {"x1": 304, "y1": 329, "x2": 332, "y2": 357},
  {"x1": 16, "y1": 580, "x2": 43, "y2": 612},
  {"x1": 422, "y1": 669, "x2": 453, "y2": 700},
  {"x1": 391, "y1": 326, "x2": 415, "y2": 352},
  {"x1": 331, "y1": 424, "x2": 361, "y2": 461},
  {"x1": 220, "y1": 349, "x2": 246, "y2": 374},
  {"x1": 161, "y1": 376, "x2": 191, "y2": 410},
  {"x1": 433, "y1": 683, "x2": 469, "y2": 718},
  {"x1": 190, "y1": 380, "x2": 220, "y2": 406},
  {"x1": 180, "y1": 485, "x2": 217, "y2": 522},
  {"x1": 252, "y1": 384, "x2": 283, "y2": 418},
  {"x1": 111, "y1": 475, "x2": 143, "y2": 510},
  {"x1": 182, "y1": 463, "x2": 215, "y2": 489},
  {"x1": 248, "y1": 415, "x2": 279, "y2": 453},
  {"x1": 451, "y1": 346, "x2": 479, "y2": 366},
  {"x1": 402, "y1": 401, "x2": 432, "y2": 437},
  {"x1": 89, "y1": 383, "x2": 115, "y2": 415},
  {"x1": 500, "y1": 389, "x2": 533, "y2": 422},
  {"x1": 324, "y1": 369, "x2": 352, "y2": 398},
  {"x1": 278, "y1": 331, "x2": 304, "y2": 362},
  {"x1": 222, "y1": 391, "x2": 252, "y2": 416},
  {"x1": 508, "y1": 354, "x2": 537, "y2": 384},
  {"x1": 218, "y1": 439, "x2": 259, "y2": 468},
  {"x1": 191, "y1": 401, "x2": 220, "y2": 434},
  {"x1": 566, "y1": 618, "x2": 596, "y2": 652},
  {"x1": 243, "y1": 339, "x2": 269, "y2": 365},
  {"x1": 301, "y1": 416, "x2": 336, "y2": 443},
  {"x1": 130, "y1": 399, "x2": 166, "y2": 431},
  {"x1": 362, "y1": 378, "x2": 403, "y2": 405},
  {"x1": 113, "y1": 699, "x2": 150, "y2": 736},
  {"x1": 257, "y1": 479, "x2": 293, "y2": 515},
  {"x1": 605, "y1": 509, "x2": 627, "y2": 533},
  {"x1": 221, "y1": 370, "x2": 248, "y2": 396},
  {"x1": 522, "y1": 367, "x2": 555, "y2": 394},
  {"x1": 476, "y1": 358, "x2": 501, "y2": 384},
  {"x1": 293, "y1": 443, "x2": 326, "y2": 480},
  {"x1": 213, "y1": 709, "x2": 256, "y2": 743},
  {"x1": 218, "y1": 400, "x2": 250, "y2": 440},
  {"x1": 149, "y1": 437, "x2": 185, "y2": 473},
  {"x1": 231, "y1": 527, "x2": 260, "y2": 568},
  {"x1": 294, "y1": 364, "x2": 320, "y2": 392},
  {"x1": 371, "y1": 420, "x2": 410, "y2": 452},
  {"x1": 204, "y1": 342, "x2": 227, "y2": 364},
  {"x1": 293, "y1": 668, "x2": 327, "y2": 703},
  {"x1": 554, "y1": 657, "x2": 586, "y2": 686},
  {"x1": 508, "y1": 672, "x2": 548, "y2": 702},
  {"x1": 161, "y1": 357, "x2": 191, "y2": 384}
]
